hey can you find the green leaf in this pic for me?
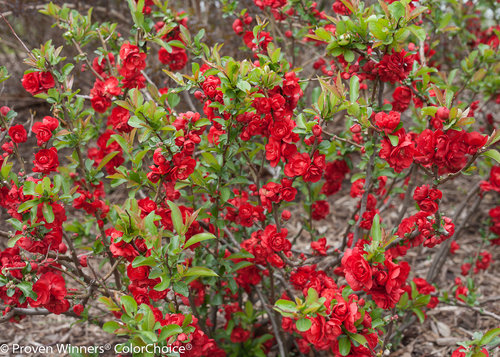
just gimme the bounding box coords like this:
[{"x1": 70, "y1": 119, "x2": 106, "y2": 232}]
[
  {"x1": 409, "y1": 25, "x2": 426, "y2": 42},
  {"x1": 110, "y1": 134, "x2": 130, "y2": 153},
  {"x1": 480, "y1": 327, "x2": 500, "y2": 345},
  {"x1": 231, "y1": 261, "x2": 254, "y2": 272},
  {"x1": 17, "y1": 282, "x2": 37, "y2": 299},
  {"x1": 173, "y1": 281, "x2": 189, "y2": 297},
  {"x1": 42, "y1": 203, "x2": 54, "y2": 224},
  {"x1": 236, "y1": 80, "x2": 251, "y2": 92},
  {"x1": 61, "y1": 63, "x2": 74, "y2": 77},
  {"x1": 349, "y1": 333, "x2": 367, "y2": 346},
  {"x1": 144, "y1": 211, "x2": 158, "y2": 236},
  {"x1": 0, "y1": 66, "x2": 10, "y2": 83},
  {"x1": 103, "y1": 321, "x2": 122, "y2": 334},
  {"x1": 128, "y1": 116, "x2": 145, "y2": 128},
  {"x1": 343, "y1": 50, "x2": 355, "y2": 63},
  {"x1": 132, "y1": 256, "x2": 156, "y2": 268},
  {"x1": 370, "y1": 214, "x2": 381, "y2": 243},
  {"x1": 388, "y1": 134, "x2": 399, "y2": 146},
  {"x1": 22, "y1": 181, "x2": 36, "y2": 196},
  {"x1": 158, "y1": 324, "x2": 183, "y2": 340},
  {"x1": 166, "y1": 200, "x2": 184, "y2": 234},
  {"x1": 483, "y1": 149, "x2": 500, "y2": 163},
  {"x1": 388, "y1": 1, "x2": 405, "y2": 20},
  {"x1": 274, "y1": 299, "x2": 297, "y2": 313},
  {"x1": 184, "y1": 232, "x2": 216, "y2": 249},
  {"x1": 227, "y1": 250, "x2": 255, "y2": 260},
  {"x1": 18, "y1": 200, "x2": 39, "y2": 213},
  {"x1": 338, "y1": 335, "x2": 351, "y2": 356},
  {"x1": 412, "y1": 307, "x2": 426, "y2": 323},
  {"x1": 153, "y1": 276, "x2": 171, "y2": 291},
  {"x1": 97, "y1": 151, "x2": 119, "y2": 171},
  {"x1": 184, "y1": 266, "x2": 219, "y2": 277},
  {"x1": 121, "y1": 295, "x2": 138, "y2": 315},
  {"x1": 350, "y1": 75, "x2": 360, "y2": 102},
  {"x1": 296, "y1": 318, "x2": 312, "y2": 332}
]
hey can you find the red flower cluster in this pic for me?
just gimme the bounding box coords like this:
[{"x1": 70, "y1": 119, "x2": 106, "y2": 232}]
[
  {"x1": 88, "y1": 130, "x2": 125, "y2": 174},
  {"x1": 239, "y1": 224, "x2": 292, "y2": 274},
  {"x1": 413, "y1": 185, "x2": 442, "y2": 215},
  {"x1": 253, "y1": 0, "x2": 287, "y2": 9},
  {"x1": 33, "y1": 147, "x2": 59, "y2": 173},
  {"x1": 340, "y1": 248, "x2": 410, "y2": 309},
  {"x1": 404, "y1": 277, "x2": 439, "y2": 309},
  {"x1": 90, "y1": 76, "x2": 122, "y2": 113},
  {"x1": 391, "y1": 86, "x2": 413, "y2": 112},
  {"x1": 321, "y1": 159, "x2": 350, "y2": 196},
  {"x1": 311, "y1": 200, "x2": 330, "y2": 220},
  {"x1": 379, "y1": 128, "x2": 415, "y2": 173},
  {"x1": 156, "y1": 17, "x2": 189, "y2": 71},
  {"x1": 284, "y1": 265, "x2": 378, "y2": 355},
  {"x1": 481, "y1": 166, "x2": 500, "y2": 193},
  {"x1": 28, "y1": 272, "x2": 69, "y2": 314},
  {"x1": 226, "y1": 189, "x2": 265, "y2": 227},
  {"x1": 119, "y1": 42, "x2": 146, "y2": 88},
  {"x1": 8, "y1": 125, "x2": 27, "y2": 144},
  {"x1": 107, "y1": 106, "x2": 132, "y2": 133},
  {"x1": 415, "y1": 128, "x2": 487, "y2": 174},
  {"x1": 376, "y1": 50, "x2": 414, "y2": 84},
  {"x1": 374, "y1": 111, "x2": 401, "y2": 135},
  {"x1": 21, "y1": 71, "x2": 55, "y2": 95},
  {"x1": 488, "y1": 206, "x2": 500, "y2": 245},
  {"x1": 33, "y1": 116, "x2": 59, "y2": 146}
]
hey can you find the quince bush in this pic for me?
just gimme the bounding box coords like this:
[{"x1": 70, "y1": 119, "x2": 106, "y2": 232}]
[{"x1": 0, "y1": 0, "x2": 499, "y2": 356}]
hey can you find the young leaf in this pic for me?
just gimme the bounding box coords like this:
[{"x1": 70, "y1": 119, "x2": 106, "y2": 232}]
[
  {"x1": 167, "y1": 200, "x2": 184, "y2": 234},
  {"x1": 121, "y1": 295, "x2": 138, "y2": 315},
  {"x1": 184, "y1": 232, "x2": 216, "y2": 249},
  {"x1": 338, "y1": 335, "x2": 351, "y2": 356},
  {"x1": 296, "y1": 318, "x2": 312, "y2": 332},
  {"x1": 184, "y1": 266, "x2": 219, "y2": 277},
  {"x1": 482, "y1": 149, "x2": 500, "y2": 164}
]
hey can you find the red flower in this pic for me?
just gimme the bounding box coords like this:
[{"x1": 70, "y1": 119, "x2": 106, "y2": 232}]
[
  {"x1": 32, "y1": 122, "x2": 52, "y2": 146},
  {"x1": 28, "y1": 272, "x2": 69, "y2": 314},
  {"x1": 107, "y1": 106, "x2": 132, "y2": 133},
  {"x1": 119, "y1": 42, "x2": 147, "y2": 78},
  {"x1": 261, "y1": 225, "x2": 290, "y2": 252},
  {"x1": 8, "y1": 125, "x2": 27, "y2": 143},
  {"x1": 374, "y1": 111, "x2": 400, "y2": 135},
  {"x1": 284, "y1": 152, "x2": 311, "y2": 177},
  {"x1": 73, "y1": 304, "x2": 84, "y2": 316},
  {"x1": 21, "y1": 72, "x2": 40, "y2": 95},
  {"x1": 377, "y1": 50, "x2": 414, "y2": 84},
  {"x1": 171, "y1": 153, "x2": 196, "y2": 181},
  {"x1": 33, "y1": 147, "x2": 59, "y2": 173},
  {"x1": 391, "y1": 86, "x2": 412, "y2": 112},
  {"x1": 379, "y1": 129, "x2": 415, "y2": 172},
  {"x1": 230, "y1": 326, "x2": 251, "y2": 343},
  {"x1": 311, "y1": 200, "x2": 330, "y2": 220},
  {"x1": 158, "y1": 47, "x2": 188, "y2": 71},
  {"x1": 22, "y1": 71, "x2": 55, "y2": 95},
  {"x1": 332, "y1": 1, "x2": 351, "y2": 15},
  {"x1": 449, "y1": 241, "x2": 460, "y2": 254},
  {"x1": 311, "y1": 237, "x2": 328, "y2": 256},
  {"x1": 280, "y1": 178, "x2": 297, "y2": 201},
  {"x1": 341, "y1": 248, "x2": 373, "y2": 291},
  {"x1": 39, "y1": 71, "x2": 55, "y2": 89},
  {"x1": 304, "y1": 154, "x2": 326, "y2": 183}
]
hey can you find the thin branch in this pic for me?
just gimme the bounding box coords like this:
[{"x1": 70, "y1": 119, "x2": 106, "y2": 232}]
[{"x1": 255, "y1": 288, "x2": 287, "y2": 357}]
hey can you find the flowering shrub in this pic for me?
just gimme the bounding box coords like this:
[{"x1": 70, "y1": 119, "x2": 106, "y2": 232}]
[{"x1": 0, "y1": 0, "x2": 499, "y2": 356}]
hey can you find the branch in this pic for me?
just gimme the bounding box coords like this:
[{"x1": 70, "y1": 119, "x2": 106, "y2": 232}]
[
  {"x1": 255, "y1": 288, "x2": 287, "y2": 357},
  {"x1": 352, "y1": 133, "x2": 378, "y2": 246},
  {"x1": 426, "y1": 183, "x2": 482, "y2": 282}
]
